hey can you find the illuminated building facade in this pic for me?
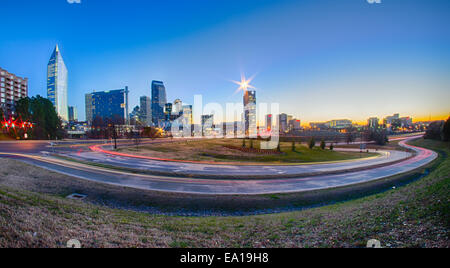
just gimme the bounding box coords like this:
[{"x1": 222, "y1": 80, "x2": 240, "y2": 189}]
[
  {"x1": 244, "y1": 90, "x2": 256, "y2": 137},
  {"x1": 47, "y1": 45, "x2": 68, "y2": 121},
  {"x1": 85, "y1": 87, "x2": 129, "y2": 125},
  {"x1": 139, "y1": 96, "x2": 152, "y2": 126},
  {"x1": 68, "y1": 106, "x2": 78, "y2": 122},
  {"x1": 0, "y1": 67, "x2": 28, "y2": 117},
  {"x1": 151, "y1": 81, "x2": 167, "y2": 126}
]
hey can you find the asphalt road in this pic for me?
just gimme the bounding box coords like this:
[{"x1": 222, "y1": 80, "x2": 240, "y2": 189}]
[{"x1": 0, "y1": 136, "x2": 438, "y2": 195}]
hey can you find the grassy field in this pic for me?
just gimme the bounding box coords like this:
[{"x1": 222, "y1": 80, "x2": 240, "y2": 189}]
[
  {"x1": 117, "y1": 139, "x2": 375, "y2": 164},
  {"x1": 0, "y1": 139, "x2": 448, "y2": 248}
]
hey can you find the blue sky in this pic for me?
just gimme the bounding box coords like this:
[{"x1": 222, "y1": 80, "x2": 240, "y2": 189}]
[{"x1": 0, "y1": 0, "x2": 449, "y2": 123}]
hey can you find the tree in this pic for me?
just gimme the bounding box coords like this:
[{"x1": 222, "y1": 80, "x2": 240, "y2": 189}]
[
  {"x1": 308, "y1": 138, "x2": 316, "y2": 149},
  {"x1": 443, "y1": 117, "x2": 450, "y2": 142},
  {"x1": 142, "y1": 127, "x2": 162, "y2": 140},
  {"x1": 346, "y1": 133, "x2": 355, "y2": 144},
  {"x1": 369, "y1": 129, "x2": 389, "y2": 146},
  {"x1": 424, "y1": 121, "x2": 445, "y2": 141},
  {"x1": 15, "y1": 96, "x2": 65, "y2": 140},
  {"x1": 320, "y1": 140, "x2": 326, "y2": 150}
]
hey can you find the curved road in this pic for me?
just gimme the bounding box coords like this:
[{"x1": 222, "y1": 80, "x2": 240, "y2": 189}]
[{"x1": 0, "y1": 136, "x2": 438, "y2": 195}]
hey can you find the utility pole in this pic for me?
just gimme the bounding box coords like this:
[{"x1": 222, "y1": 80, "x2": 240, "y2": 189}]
[{"x1": 112, "y1": 123, "x2": 118, "y2": 150}]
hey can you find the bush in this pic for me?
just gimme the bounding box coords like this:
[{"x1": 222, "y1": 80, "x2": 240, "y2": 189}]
[
  {"x1": 242, "y1": 139, "x2": 246, "y2": 148},
  {"x1": 292, "y1": 141, "x2": 296, "y2": 152},
  {"x1": 250, "y1": 139, "x2": 254, "y2": 149},
  {"x1": 443, "y1": 117, "x2": 450, "y2": 142},
  {"x1": 308, "y1": 138, "x2": 316, "y2": 149},
  {"x1": 320, "y1": 140, "x2": 326, "y2": 150},
  {"x1": 330, "y1": 143, "x2": 334, "y2": 151}
]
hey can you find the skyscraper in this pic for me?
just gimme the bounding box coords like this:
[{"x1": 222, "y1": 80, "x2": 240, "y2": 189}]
[
  {"x1": 244, "y1": 90, "x2": 257, "y2": 137},
  {"x1": 139, "y1": 96, "x2": 152, "y2": 126},
  {"x1": 182, "y1": 105, "x2": 193, "y2": 125},
  {"x1": 266, "y1": 114, "x2": 273, "y2": 131},
  {"x1": 164, "y1": 103, "x2": 173, "y2": 121},
  {"x1": 68, "y1": 106, "x2": 78, "y2": 122},
  {"x1": 151, "y1": 81, "x2": 167, "y2": 126},
  {"x1": 173, "y1": 99, "x2": 183, "y2": 115},
  {"x1": 278, "y1": 113, "x2": 288, "y2": 133},
  {"x1": 47, "y1": 45, "x2": 68, "y2": 121},
  {"x1": 85, "y1": 87, "x2": 129, "y2": 125}
]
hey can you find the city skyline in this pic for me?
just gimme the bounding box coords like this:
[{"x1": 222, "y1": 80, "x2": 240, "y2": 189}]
[{"x1": 0, "y1": 0, "x2": 449, "y2": 124}]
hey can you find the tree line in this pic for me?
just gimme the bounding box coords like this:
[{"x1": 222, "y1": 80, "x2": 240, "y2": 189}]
[{"x1": 1, "y1": 96, "x2": 64, "y2": 140}]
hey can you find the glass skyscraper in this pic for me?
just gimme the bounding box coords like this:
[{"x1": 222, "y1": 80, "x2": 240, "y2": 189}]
[
  {"x1": 85, "y1": 87, "x2": 129, "y2": 125},
  {"x1": 47, "y1": 45, "x2": 68, "y2": 121},
  {"x1": 244, "y1": 90, "x2": 257, "y2": 138},
  {"x1": 151, "y1": 81, "x2": 167, "y2": 126},
  {"x1": 139, "y1": 96, "x2": 152, "y2": 126}
]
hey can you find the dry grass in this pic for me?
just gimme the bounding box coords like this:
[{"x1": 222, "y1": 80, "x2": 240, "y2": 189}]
[
  {"x1": 117, "y1": 139, "x2": 375, "y2": 163},
  {"x1": 0, "y1": 139, "x2": 448, "y2": 248}
]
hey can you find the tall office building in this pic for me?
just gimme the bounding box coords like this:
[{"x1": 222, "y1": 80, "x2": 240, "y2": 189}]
[
  {"x1": 151, "y1": 81, "x2": 167, "y2": 126},
  {"x1": 139, "y1": 96, "x2": 152, "y2": 126},
  {"x1": 173, "y1": 99, "x2": 183, "y2": 115},
  {"x1": 164, "y1": 103, "x2": 173, "y2": 121},
  {"x1": 265, "y1": 114, "x2": 273, "y2": 131},
  {"x1": 244, "y1": 90, "x2": 257, "y2": 137},
  {"x1": 0, "y1": 67, "x2": 28, "y2": 117},
  {"x1": 68, "y1": 106, "x2": 78, "y2": 122},
  {"x1": 278, "y1": 113, "x2": 288, "y2": 133},
  {"x1": 201, "y1": 114, "x2": 214, "y2": 136},
  {"x1": 182, "y1": 105, "x2": 193, "y2": 125},
  {"x1": 47, "y1": 45, "x2": 68, "y2": 121},
  {"x1": 85, "y1": 87, "x2": 129, "y2": 125}
]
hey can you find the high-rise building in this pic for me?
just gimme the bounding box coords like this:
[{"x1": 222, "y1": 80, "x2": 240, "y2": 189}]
[
  {"x1": 173, "y1": 99, "x2": 183, "y2": 116},
  {"x1": 266, "y1": 114, "x2": 273, "y2": 131},
  {"x1": 68, "y1": 106, "x2": 78, "y2": 122},
  {"x1": 201, "y1": 114, "x2": 214, "y2": 136},
  {"x1": 182, "y1": 105, "x2": 193, "y2": 125},
  {"x1": 289, "y1": 119, "x2": 301, "y2": 131},
  {"x1": 139, "y1": 96, "x2": 152, "y2": 126},
  {"x1": 278, "y1": 113, "x2": 288, "y2": 133},
  {"x1": 164, "y1": 103, "x2": 173, "y2": 121},
  {"x1": 85, "y1": 87, "x2": 129, "y2": 125},
  {"x1": 47, "y1": 45, "x2": 68, "y2": 121},
  {"x1": 0, "y1": 67, "x2": 28, "y2": 117},
  {"x1": 244, "y1": 90, "x2": 256, "y2": 137},
  {"x1": 151, "y1": 81, "x2": 167, "y2": 126}
]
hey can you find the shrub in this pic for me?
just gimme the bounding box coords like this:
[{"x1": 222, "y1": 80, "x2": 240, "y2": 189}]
[
  {"x1": 320, "y1": 140, "x2": 326, "y2": 150},
  {"x1": 443, "y1": 117, "x2": 450, "y2": 142},
  {"x1": 330, "y1": 143, "x2": 334, "y2": 151},
  {"x1": 308, "y1": 138, "x2": 316, "y2": 149}
]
